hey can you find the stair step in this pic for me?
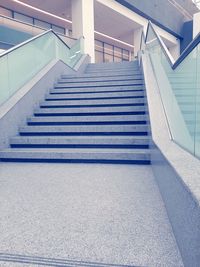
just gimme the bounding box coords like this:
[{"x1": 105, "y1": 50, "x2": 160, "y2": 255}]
[
  {"x1": 40, "y1": 103, "x2": 144, "y2": 109},
  {"x1": 0, "y1": 148, "x2": 150, "y2": 164},
  {"x1": 58, "y1": 75, "x2": 143, "y2": 83},
  {"x1": 54, "y1": 80, "x2": 143, "y2": 88},
  {"x1": 49, "y1": 87, "x2": 144, "y2": 97},
  {"x1": 84, "y1": 68, "x2": 139, "y2": 73},
  {"x1": 46, "y1": 95, "x2": 145, "y2": 101},
  {"x1": 41, "y1": 98, "x2": 146, "y2": 106},
  {"x1": 19, "y1": 125, "x2": 149, "y2": 136},
  {"x1": 34, "y1": 106, "x2": 146, "y2": 116},
  {"x1": 82, "y1": 69, "x2": 140, "y2": 75},
  {"x1": 10, "y1": 136, "x2": 150, "y2": 149},
  {"x1": 61, "y1": 72, "x2": 142, "y2": 79},
  {"x1": 85, "y1": 65, "x2": 138, "y2": 70},
  {"x1": 27, "y1": 114, "x2": 148, "y2": 125},
  {"x1": 86, "y1": 64, "x2": 138, "y2": 68},
  {"x1": 49, "y1": 91, "x2": 144, "y2": 99},
  {"x1": 84, "y1": 70, "x2": 139, "y2": 76},
  {"x1": 86, "y1": 64, "x2": 138, "y2": 70},
  {"x1": 86, "y1": 61, "x2": 138, "y2": 67},
  {"x1": 50, "y1": 86, "x2": 144, "y2": 94}
]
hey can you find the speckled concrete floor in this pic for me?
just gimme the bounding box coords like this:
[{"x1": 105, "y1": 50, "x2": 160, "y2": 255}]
[{"x1": 0, "y1": 163, "x2": 183, "y2": 267}]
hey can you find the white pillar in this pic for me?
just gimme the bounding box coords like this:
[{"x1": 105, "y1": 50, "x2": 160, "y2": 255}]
[
  {"x1": 133, "y1": 27, "x2": 143, "y2": 58},
  {"x1": 72, "y1": 0, "x2": 95, "y2": 62},
  {"x1": 193, "y1": 12, "x2": 200, "y2": 39}
]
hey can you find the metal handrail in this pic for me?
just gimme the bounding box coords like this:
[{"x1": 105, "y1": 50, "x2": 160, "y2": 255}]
[
  {"x1": 145, "y1": 21, "x2": 175, "y2": 66},
  {"x1": 142, "y1": 20, "x2": 200, "y2": 70},
  {"x1": 173, "y1": 30, "x2": 200, "y2": 69}
]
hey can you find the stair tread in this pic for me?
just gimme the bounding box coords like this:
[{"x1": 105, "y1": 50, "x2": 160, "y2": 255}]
[
  {"x1": 41, "y1": 99, "x2": 146, "y2": 106},
  {"x1": 52, "y1": 85, "x2": 144, "y2": 92},
  {"x1": 20, "y1": 125, "x2": 149, "y2": 132},
  {"x1": 35, "y1": 106, "x2": 146, "y2": 112},
  {"x1": 58, "y1": 77, "x2": 143, "y2": 83},
  {"x1": 0, "y1": 148, "x2": 150, "y2": 154},
  {"x1": 61, "y1": 74, "x2": 142, "y2": 79},
  {"x1": 29, "y1": 114, "x2": 147, "y2": 119},
  {"x1": 48, "y1": 92, "x2": 144, "y2": 99},
  {"x1": 11, "y1": 135, "x2": 150, "y2": 140},
  {"x1": 55, "y1": 80, "x2": 143, "y2": 88}
]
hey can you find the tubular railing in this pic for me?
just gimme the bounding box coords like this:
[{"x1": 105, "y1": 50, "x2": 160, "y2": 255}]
[
  {"x1": 0, "y1": 29, "x2": 84, "y2": 107},
  {"x1": 141, "y1": 21, "x2": 200, "y2": 158}
]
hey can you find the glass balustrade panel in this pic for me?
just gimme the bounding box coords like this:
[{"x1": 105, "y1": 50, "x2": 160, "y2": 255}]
[{"x1": 145, "y1": 24, "x2": 197, "y2": 155}]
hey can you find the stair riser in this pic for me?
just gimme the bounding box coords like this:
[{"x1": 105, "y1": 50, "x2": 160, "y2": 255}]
[
  {"x1": 41, "y1": 98, "x2": 146, "y2": 106},
  {"x1": 61, "y1": 72, "x2": 142, "y2": 79},
  {"x1": 85, "y1": 68, "x2": 139, "y2": 72},
  {"x1": 55, "y1": 81, "x2": 143, "y2": 88},
  {"x1": 45, "y1": 95, "x2": 145, "y2": 101},
  {"x1": 35, "y1": 106, "x2": 146, "y2": 115},
  {"x1": 10, "y1": 137, "x2": 149, "y2": 146},
  {"x1": 50, "y1": 89, "x2": 144, "y2": 95},
  {"x1": 40, "y1": 103, "x2": 145, "y2": 109},
  {"x1": 52, "y1": 85, "x2": 144, "y2": 93},
  {"x1": 0, "y1": 149, "x2": 150, "y2": 163},
  {"x1": 0, "y1": 158, "x2": 151, "y2": 164},
  {"x1": 11, "y1": 144, "x2": 149, "y2": 149},
  {"x1": 27, "y1": 114, "x2": 148, "y2": 123},
  {"x1": 34, "y1": 111, "x2": 146, "y2": 117},
  {"x1": 84, "y1": 71, "x2": 140, "y2": 76},
  {"x1": 27, "y1": 121, "x2": 147, "y2": 126},
  {"x1": 58, "y1": 76, "x2": 143, "y2": 83},
  {"x1": 85, "y1": 66, "x2": 139, "y2": 69},
  {"x1": 20, "y1": 132, "x2": 149, "y2": 136},
  {"x1": 59, "y1": 75, "x2": 143, "y2": 82},
  {"x1": 86, "y1": 65, "x2": 138, "y2": 69}
]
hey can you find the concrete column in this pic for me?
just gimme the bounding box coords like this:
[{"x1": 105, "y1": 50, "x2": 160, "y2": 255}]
[
  {"x1": 193, "y1": 12, "x2": 200, "y2": 39},
  {"x1": 133, "y1": 27, "x2": 143, "y2": 58},
  {"x1": 72, "y1": 0, "x2": 95, "y2": 62}
]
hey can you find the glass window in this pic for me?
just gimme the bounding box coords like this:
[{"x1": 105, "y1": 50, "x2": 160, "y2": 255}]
[
  {"x1": 114, "y1": 56, "x2": 122, "y2": 62},
  {"x1": 94, "y1": 39, "x2": 131, "y2": 63},
  {"x1": 34, "y1": 19, "x2": 51, "y2": 30},
  {"x1": 122, "y1": 49, "x2": 129, "y2": 60},
  {"x1": 95, "y1": 50, "x2": 103, "y2": 63},
  {"x1": 95, "y1": 40, "x2": 103, "y2": 52},
  {"x1": 104, "y1": 53, "x2": 113, "y2": 62},
  {"x1": 0, "y1": 7, "x2": 12, "y2": 17},
  {"x1": 52, "y1": 25, "x2": 65, "y2": 35},
  {"x1": 104, "y1": 43, "x2": 113, "y2": 55},
  {"x1": 14, "y1": 12, "x2": 33, "y2": 24},
  {"x1": 131, "y1": 52, "x2": 135, "y2": 60},
  {"x1": 114, "y1": 47, "x2": 122, "y2": 58}
]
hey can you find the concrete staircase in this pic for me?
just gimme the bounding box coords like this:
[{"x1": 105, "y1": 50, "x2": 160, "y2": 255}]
[{"x1": 0, "y1": 61, "x2": 151, "y2": 164}]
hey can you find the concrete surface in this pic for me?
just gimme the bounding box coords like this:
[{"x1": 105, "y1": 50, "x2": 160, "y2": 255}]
[
  {"x1": 141, "y1": 51, "x2": 200, "y2": 266},
  {"x1": 0, "y1": 163, "x2": 183, "y2": 266}
]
